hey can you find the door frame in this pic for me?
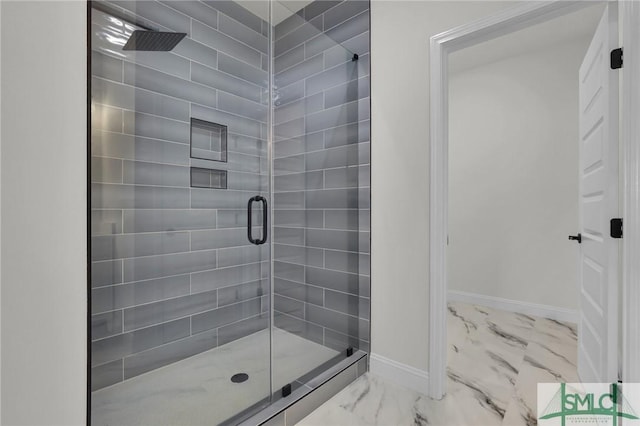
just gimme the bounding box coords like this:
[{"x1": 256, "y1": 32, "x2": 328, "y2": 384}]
[
  {"x1": 428, "y1": 0, "x2": 640, "y2": 399},
  {"x1": 620, "y1": 0, "x2": 640, "y2": 385}
]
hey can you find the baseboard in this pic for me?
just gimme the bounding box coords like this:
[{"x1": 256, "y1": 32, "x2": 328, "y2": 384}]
[
  {"x1": 448, "y1": 290, "x2": 578, "y2": 324},
  {"x1": 369, "y1": 353, "x2": 429, "y2": 395}
]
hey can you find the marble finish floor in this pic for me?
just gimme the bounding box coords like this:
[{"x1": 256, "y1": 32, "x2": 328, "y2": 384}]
[
  {"x1": 298, "y1": 302, "x2": 578, "y2": 425},
  {"x1": 91, "y1": 328, "x2": 338, "y2": 426}
]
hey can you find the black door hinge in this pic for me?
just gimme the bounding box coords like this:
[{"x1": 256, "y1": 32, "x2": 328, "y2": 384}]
[
  {"x1": 611, "y1": 48, "x2": 623, "y2": 69},
  {"x1": 611, "y1": 218, "x2": 623, "y2": 238}
]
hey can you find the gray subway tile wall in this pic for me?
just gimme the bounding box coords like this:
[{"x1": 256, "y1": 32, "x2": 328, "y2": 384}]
[
  {"x1": 273, "y1": 0, "x2": 370, "y2": 354},
  {"x1": 110, "y1": 0, "x2": 192, "y2": 34},
  {"x1": 217, "y1": 313, "x2": 269, "y2": 346},
  {"x1": 91, "y1": 130, "x2": 192, "y2": 166},
  {"x1": 91, "y1": 0, "x2": 271, "y2": 391},
  {"x1": 92, "y1": 275, "x2": 192, "y2": 313},
  {"x1": 123, "y1": 327, "x2": 219, "y2": 379}
]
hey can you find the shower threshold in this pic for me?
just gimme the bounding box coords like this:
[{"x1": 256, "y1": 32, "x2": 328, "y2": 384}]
[
  {"x1": 238, "y1": 349, "x2": 367, "y2": 426},
  {"x1": 90, "y1": 328, "x2": 341, "y2": 425}
]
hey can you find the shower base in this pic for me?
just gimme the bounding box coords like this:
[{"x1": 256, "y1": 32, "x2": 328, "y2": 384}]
[{"x1": 91, "y1": 328, "x2": 339, "y2": 425}]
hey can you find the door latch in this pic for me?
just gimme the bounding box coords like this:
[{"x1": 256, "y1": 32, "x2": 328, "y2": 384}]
[{"x1": 568, "y1": 234, "x2": 582, "y2": 243}]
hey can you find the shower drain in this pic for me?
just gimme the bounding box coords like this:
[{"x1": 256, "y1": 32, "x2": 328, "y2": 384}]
[{"x1": 231, "y1": 373, "x2": 249, "y2": 383}]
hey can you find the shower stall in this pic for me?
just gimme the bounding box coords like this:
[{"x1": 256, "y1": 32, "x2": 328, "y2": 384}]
[{"x1": 88, "y1": 0, "x2": 370, "y2": 424}]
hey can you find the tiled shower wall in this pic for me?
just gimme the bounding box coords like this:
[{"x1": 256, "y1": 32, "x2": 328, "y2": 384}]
[
  {"x1": 90, "y1": 1, "x2": 271, "y2": 391},
  {"x1": 272, "y1": 0, "x2": 371, "y2": 352}
]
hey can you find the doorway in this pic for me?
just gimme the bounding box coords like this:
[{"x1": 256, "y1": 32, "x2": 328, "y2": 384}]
[
  {"x1": 444, "y1": 6, "x2": 604, "y2": 420},
  {"x1": 428, "y1": 0, "x2": 624, "y2": 407}
]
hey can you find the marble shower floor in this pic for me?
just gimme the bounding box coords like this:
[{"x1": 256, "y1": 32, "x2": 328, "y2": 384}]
[
  {"x1": 298, "y1": 302, "x2": 578, "y2": 426},
  {"x1": 91, "y1": 327, "x2": 339, "y2": 426}
]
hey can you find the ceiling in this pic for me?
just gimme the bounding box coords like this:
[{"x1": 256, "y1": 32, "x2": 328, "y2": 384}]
[
  {"x1": 236, "y1": 0, "x2": 314, "y2": 25},
  {"x1": 449, "y1": 3, "x2": 606, "y2": 74}
]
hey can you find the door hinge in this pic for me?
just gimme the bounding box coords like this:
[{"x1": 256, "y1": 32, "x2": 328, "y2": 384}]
[
  {"x1": 611, "y1": 218, "x2": 623, "y2": 238},
  {"x1": 611, "y1": 48, "x2": 623, "y2": 69}
]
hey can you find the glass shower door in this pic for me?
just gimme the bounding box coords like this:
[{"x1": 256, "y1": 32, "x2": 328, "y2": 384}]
[
  {"x1": 89, "y1": 1, "x2": 272, "y2": 424},
  {"x1": 270, "y1": 0, "x2": 371, "y2": 398}
]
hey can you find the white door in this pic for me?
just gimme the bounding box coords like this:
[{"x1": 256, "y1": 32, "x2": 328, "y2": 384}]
[{"x1": 577, "y1": 3, "x2": 619, "y2": 383}]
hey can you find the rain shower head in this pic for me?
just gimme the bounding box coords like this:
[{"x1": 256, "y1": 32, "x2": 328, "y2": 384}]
[
  {"x1": 92, "y1": 2, "x2": 186, "y2": 52},
  {"x1": 123, "y1": 30, "x2": 187, "y2": 51}
]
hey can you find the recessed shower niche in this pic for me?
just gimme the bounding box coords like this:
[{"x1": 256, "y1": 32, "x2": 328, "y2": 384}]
[
  {"x1": 190, "y1": 167, "x2": 227, "y2": 190},
  {"x1": 189, "y1": 119, "x2": 228, "y2": 189},
  {"x1": 190, "y1": 118, "x2": 227, "y2": 162}
]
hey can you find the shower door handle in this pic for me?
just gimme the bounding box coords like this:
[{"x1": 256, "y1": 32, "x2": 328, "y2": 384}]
[
  {"x1": 247, "y1": 196, "x2": 258, "y2": 244},
  {"x1": 247, "y1": 195, "x2": 268, "y2": 245},
  {"x1": 257, "y1": 196, "x2": 268, "y2": 245}
]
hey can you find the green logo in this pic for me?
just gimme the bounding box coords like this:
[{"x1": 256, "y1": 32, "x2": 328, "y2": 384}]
[{"x1": 539, "y1": 383, "x2": 639, "y2": 426}]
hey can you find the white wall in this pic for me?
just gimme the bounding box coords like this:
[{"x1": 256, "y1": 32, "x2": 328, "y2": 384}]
[
  {"x1": 447, "y1": 39, "x2": 588, "y2": 312},
  {"x1": 370, "y1": 1, "x2": 515, "y2": 376},
  {"x1": 1, "y1": 1, "x2": 87, "y2": 424}
]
